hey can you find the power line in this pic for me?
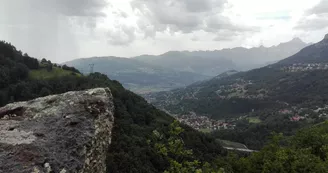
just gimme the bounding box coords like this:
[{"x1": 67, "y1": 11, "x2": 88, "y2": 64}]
[{"x1": 89, "y1": 64, "x2": 94, "y2": 74}]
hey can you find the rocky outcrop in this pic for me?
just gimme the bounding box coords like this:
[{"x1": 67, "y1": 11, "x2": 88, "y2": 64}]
[{"x1": 0, "y1": 88, "x2": 114, "y2": 173}]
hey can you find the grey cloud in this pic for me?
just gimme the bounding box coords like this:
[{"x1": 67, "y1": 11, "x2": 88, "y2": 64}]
[
  {"x1": 131, "y1": 0, "x2": 205, "y2": 33},
  {"x1": 295, "y1": 15, "x2": 328, "y2": 30},
  {"x1": 159, "y1": 14, "x2": 203, "y2": 33},
  {"x1": 21, "y1": 0, "x2": 108, "y2": 17},
  {"x1": 295, "y1": 1, "x2": 328, "y2": 31},
  {"x1": 131, "y1": 0, "x2": 257, "y2": 38},
  {"x1": 1, "y1": 0, "x2": 108, "y2": 28},
  {"x1": 212, "y1": 30, "x2": 239, "y2": 41},
  {"x1": 205, "y1": 15, "x2": 235, "y2": 31},
  {"x1": 107, "y1": 25, "x2": 136, "y2": 46},
  {"x1": 52, "y1": 0, "x2": 108, "y2": 17},
  {"x1": 205, "y1": 15, "x2": 260, "y2": 41},
  {"x1": 308, "y1": 0, "x2": 328, "y2": 15},
  {"x1": 46, "y1": 0, "x2": 108, "y2": 28},
  {"x1": 183, "y1": 0, "x2": 212, "y2": 12},
  {"x1": 205, "y1": 15, "x2": 260, "y2": 33},
  {"x1": 0, "y1": 0, "x2": 108, "y2": 62},
  {"x1": 213, "y1": 35, "x2": 233, "y2": 41},
  {"x1": 191, "y1": 36, "x2": 200, "y2": 41},
  {"x1": 137, "y1": 20, "x2": 156, "y2": 38},
  {"x1": 182, "y1": 0, "x2": 226, "y2": 12}
]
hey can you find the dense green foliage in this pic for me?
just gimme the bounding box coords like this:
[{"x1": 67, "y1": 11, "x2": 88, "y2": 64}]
[
  {"x1": 0, "y1": 41, "x2": 226, "y2": 173},
  {"x1": 212, "y1": 118, "x2": 310, "y2": 150},
  {"x1": 153, "y1": 121, "x2": 328, "y2": 173},
  {"x1": 232, "y1": 122, "x2": 328, "y2": 173},
  {"x1": 0, "y1": 41, "x2": 81, "y2": 106},
  {"x1": 151, "y1": 120, "x2": 224, "y2": 173},
  {"x1": 107, "y1": 89, "x2": 225, "y2": 172},
  {"x1": 29, "y1": 67, "x2": 81, "y2": 80}
]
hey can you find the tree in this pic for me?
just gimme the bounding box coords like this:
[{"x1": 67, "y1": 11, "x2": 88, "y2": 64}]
[
  {"x1": 23, "y1": 56, "x2": 39, "y2": 69},
  {"x1": 234, "y1": 130, "x2": 328, "y2": 173},
  {"x1": 41, "y1": 58, "x2": 47, "y2": 64},
  {"x1": 292, "y1": 121, "x2": 328, "y2": 160},
  {"x1": 0, "y1": 68, "x2": 10, "y2": 88},
  {"x1": 10, "y1": 63, "x2": 29, "y2": 82},
  {"x1": 151, "y1": 120, "x2": 224, "y2": 173},
  {"x1": 46, "y1": 63, "x2": 53, "y2": 72},
  {"x1": 40, "y1": 87, "x2": 52, "y2": 97}
]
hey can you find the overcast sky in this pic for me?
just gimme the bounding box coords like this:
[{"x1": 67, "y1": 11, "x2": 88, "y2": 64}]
[{"x1": 1, "y1": 0, "x2": 328, "y2": 63}]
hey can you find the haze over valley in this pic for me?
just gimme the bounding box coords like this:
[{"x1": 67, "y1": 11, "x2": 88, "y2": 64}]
[
  {"x1": 1, "y1": 0, "x2": 328, "y2": 172},
  {"x1": 65, "y1": 38, "x2": 309, "y2": 93}
]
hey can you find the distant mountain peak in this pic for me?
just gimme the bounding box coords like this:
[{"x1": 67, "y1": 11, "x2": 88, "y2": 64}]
[
  {"x1": 290, "y1": 37, "x2": 303, "y2": 43},
  {"x1": 276, "y1": 37, "x2": 306, "y2": 48},
  {"x1": 277, "y1": 33, "x2": 328, "y2": 65}
]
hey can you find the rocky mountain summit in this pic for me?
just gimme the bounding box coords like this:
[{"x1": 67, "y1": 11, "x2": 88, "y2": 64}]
[{"x1": 0, "y1": 88, "x2": 114, "y2": 173}]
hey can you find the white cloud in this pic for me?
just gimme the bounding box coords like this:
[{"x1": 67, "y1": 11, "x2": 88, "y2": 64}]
[
  {"x1": 0, "y1": 0, "x2": 328, "y2": 63},
  {"x1": 107, "y1": 25, "x2": 136, "y2": 45},
  {"x1": 130, "y1": 0, "x2": 258, "y2": 38}
]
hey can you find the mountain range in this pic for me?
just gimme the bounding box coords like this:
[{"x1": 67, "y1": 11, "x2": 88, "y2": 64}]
[
  {"x1": 145, "y1": 34, "x2": 328, "y2": 149},
  {"x1": 65, "y1": 38, "x2": 309, "y2": 93},
  {"x1": 146, "y1": 34, "x2": 328, "y2": 118},
  {"x1": 135, "y1": 37, "x2": 310, "y2": 74},
  {"x1": 1, "y1": 36, "x2": 328, "y2": 173}
]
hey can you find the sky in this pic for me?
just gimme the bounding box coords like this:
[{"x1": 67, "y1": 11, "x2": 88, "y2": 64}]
[{"x1": 1, "y1": 0, "x2": 328, "y2": 63}]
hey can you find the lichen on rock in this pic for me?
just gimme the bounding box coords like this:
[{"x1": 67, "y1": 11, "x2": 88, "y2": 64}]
[{"x1": 0, "y1": 88, "x2": 114, "y2": 173}]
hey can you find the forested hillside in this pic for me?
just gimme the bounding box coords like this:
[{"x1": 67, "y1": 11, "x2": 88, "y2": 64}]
[
  {"x1": 227, "y1": 121, "x2": 328, "y2": 172},
  {"x1": 146, "y1": 34, "x2": 328, "y2": 150},
  {"x1": 0, "y1": 40, "x2": 225, "y2": 173},
  {"x1": 2, "y1": 40, "x2": 328, "y2": 173}
]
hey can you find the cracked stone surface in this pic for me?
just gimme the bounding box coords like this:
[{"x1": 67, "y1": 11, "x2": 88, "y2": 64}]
[{"x1": 0, "y1": 88, "x2": 114, "y2": 173}]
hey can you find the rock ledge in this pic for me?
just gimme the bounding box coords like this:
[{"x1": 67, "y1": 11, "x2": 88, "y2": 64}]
[{"x1": 0, "y1": 88, "x2": 114, "y2": 173}]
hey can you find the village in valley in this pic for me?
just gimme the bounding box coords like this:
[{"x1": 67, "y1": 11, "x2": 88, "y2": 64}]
[
  {"x1": 175, "y1": 104, "x2": 328, "y2": 133},
  {"x1": 175, "y1": 112, "x2": 236, "y2": 131},
  {"x1": 281, "y1": 63, "x2": 328, "y2": 72},
  {"x1": 147, "y1": 62, "x2": 328, "y2": 133},
  {"x1": 215, "y1": 79, "x2": 268, "y2": 100}
]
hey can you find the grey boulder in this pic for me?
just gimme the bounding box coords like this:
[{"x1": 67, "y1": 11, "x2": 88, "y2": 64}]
[{"x1": 0, "y1": 88, "x2": 114, "y2": 173}]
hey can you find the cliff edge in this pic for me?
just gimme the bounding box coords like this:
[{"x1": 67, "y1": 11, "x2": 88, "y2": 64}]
[{"x1": 0, "y1": 88, "x2": 114, "y2": 173}]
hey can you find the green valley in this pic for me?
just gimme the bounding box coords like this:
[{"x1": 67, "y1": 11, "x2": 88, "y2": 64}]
[
  {"x1": 1, "y1": 34, "x2": 328, "y2": 172},
  {"x1": 146, "y1": 34, "x2": 328, "y2": 150},
  {"x1": 2, "y1": 0, "x2": 328, "y2": 172}
]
